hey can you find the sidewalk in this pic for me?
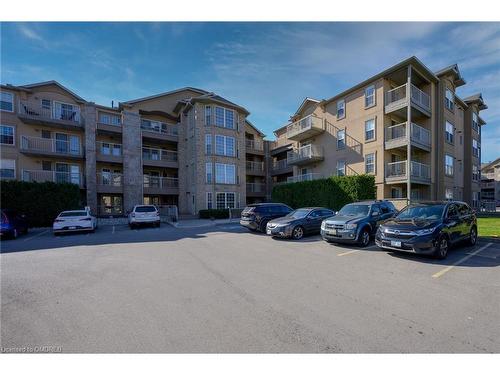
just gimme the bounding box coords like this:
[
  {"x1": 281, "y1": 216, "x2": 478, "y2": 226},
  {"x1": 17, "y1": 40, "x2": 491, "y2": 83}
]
[{"x1": 167, "y1": 218, "x2": 240, "y2": 229}]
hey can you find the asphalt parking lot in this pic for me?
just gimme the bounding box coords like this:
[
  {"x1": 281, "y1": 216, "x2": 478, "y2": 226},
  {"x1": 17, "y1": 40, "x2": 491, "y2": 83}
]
[{"x1": 1, "y1": 223, "x2": 499, "y2": 353}]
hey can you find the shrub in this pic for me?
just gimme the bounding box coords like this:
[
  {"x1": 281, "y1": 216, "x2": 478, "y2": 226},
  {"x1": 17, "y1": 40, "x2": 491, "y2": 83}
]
[
  {"x1": 271, "y1": 175, "x2": 376, "y2": 210},
  {"x1": 198, "y1": 209, "x2": 230, "y2": 219},
  {"x1": 0, "y1": 180, "x2": 82, "y2": 227}
]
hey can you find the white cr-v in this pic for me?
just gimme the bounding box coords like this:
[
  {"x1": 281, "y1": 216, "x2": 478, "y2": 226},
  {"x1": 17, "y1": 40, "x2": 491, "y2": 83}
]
[{"x1": 128, "y1": 205, "x2": 160, "y2": 228}]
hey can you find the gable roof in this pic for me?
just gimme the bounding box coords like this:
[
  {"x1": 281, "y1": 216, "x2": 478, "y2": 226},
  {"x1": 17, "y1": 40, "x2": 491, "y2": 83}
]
[
  {"x1": 19, "y1": 80, "x2": 87, "y2": 103},
  {"x1": 435, "y1": 64, "x2": 466, "y2": 87},
  {"x1": 245, "y1": 119, "x2": 265, "y2": 137},
  {"x1": 122, "y1": 86, "x2": 208, "y2": 105},
  {"x1": 293, "y1": 97, "x2": 320, "y2": 118},
  {"x1": 481, "y1": 157, "x2": 500, "y2": 172},
  {"x1": 463, "y1": 93, "x2": 488, "y2": 110},
  {"x1": 189, "y1": 92, "x2": 250, "y2": 115}
]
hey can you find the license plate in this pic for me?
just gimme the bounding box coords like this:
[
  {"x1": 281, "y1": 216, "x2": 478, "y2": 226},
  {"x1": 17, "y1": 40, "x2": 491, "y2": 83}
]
[
  {"x1": 327, "y1": 229, "x2": 337, "y2": 235},
  {"x1": 69, "y1": 226, "x2": 76, "y2": 230},
  {"x1": 266, "y1": 229, "x2": 271, "y2": 235},
  {"x1": 391, "y1": 240, "x2": 402, "y2": 248}
]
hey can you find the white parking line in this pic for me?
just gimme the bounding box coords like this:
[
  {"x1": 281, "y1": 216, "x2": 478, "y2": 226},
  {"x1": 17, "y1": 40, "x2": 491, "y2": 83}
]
[
  {"x1": 337, "y1": 249, "x2": 360, "y2": 256},
  {"x1": 432, "y1": 243, "x2": 493, "y2": 279},
  {"x1": 23, "y1": 229, "x2": 49, "y2": 242}
]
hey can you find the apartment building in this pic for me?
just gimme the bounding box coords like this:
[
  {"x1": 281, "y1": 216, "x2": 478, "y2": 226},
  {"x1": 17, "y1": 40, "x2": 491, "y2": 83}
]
[
  {"x1": 481, "y1": 158, "x2": 500, "y2": 208},
  {"x1": 0, "y1": 81, "x2": 268, "y2": 216},
  {"x1": 269, "y1": 56, "x2": 488, "y2": 209}
]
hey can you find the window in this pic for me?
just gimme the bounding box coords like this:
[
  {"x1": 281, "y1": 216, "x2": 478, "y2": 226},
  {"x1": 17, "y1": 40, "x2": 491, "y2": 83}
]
[
  {"x1": 42, "y1": 161, "x2": 52, "y2": 171},
  {"x1": 447, "y1": 204, "x2": 458, "y2": 218},
  {"x1": 0, "y1": 125, "x2": 14, "y2": 145},
  {"x1": 337, "y1": 129, "x2": 345, "y2": 149},
  {"x1": 365, "y1": 153, "x2": 375, "y2": 174},
  {"x1": 336, "y1": 100, "x2": 345, "y2": 119},
  {"x1": 0, "y1": 159, "x2": 15, "y2": 179},
  {"x1": 215, "y1": 135, "x2": 235, "y2": 156},
  {"x1": 112, "y1": 144, "x2": 121, "y2": 156},
  {"x1": 472, "y1": 165, "x2": 479, "y2": 181},
  {"x1": 445, "y1": 89, "x2": 454, "y2": 111},
  {"x1": 472, "y1": 139, "x2": 479, "y2": 157},
  {"x1": 445, "y1": 188, "x2": 454, "y2": 200},
  {"x1": 1, "y1": 92, "x2": 14, "y2": 112},
  {"x1": 205, "y1": 105, "x2": 212, "y2": 126},
  {"x1": 365, "y1": 85, "x2": 375, "y2": 108},
  {"x1": 41, "y1": 99, "x2": 51, "y2": 111},
  {"x1": 205, "y1": 134, "x2": 212, "y2": 155},
  {"x1": 365, "y1": 118, "x2": 375, "y2": 141},
  {"x1": 472, "y1": 192, "x2": 479, "y2": 208},
  {"x1": 207, "y1": 192, "x2": 213, "y2": 209},
  {"x1": 98, "y1": 112, "x2": 121, "y2": 126},
  {"x1": 215, "y1": 163, "x2": 236, "y2": 184},
  {"x1": 445, "y1": 121, "x2": 454, "y2": 144},
  {"x1": 472, "y1": 112, "x2": 479, "y2": 132},
  {"x1": 216, "y1": 192, "x2": 236, "y2": 209},
  {"x1": 391, "y1": 187, "x2": 403, "y2": 199},
  {"x1": 215, "y1": 107, "x2": 235, "y2": 129},
  {"x1": 206, "y1": 163, "x2": 213, "y2": 183},
  {"x1": 337, "y1": 160, "x2": 346, "y2": 176},
  {"x1": 101, "y1": 142, "x2": 111, "y2": 155},
  {"x1": 41, "y1": 130, "x2": 51, "y2": 139},
  {"x1": 445, "y1": 154, "x2": 454, "y2": 176}
]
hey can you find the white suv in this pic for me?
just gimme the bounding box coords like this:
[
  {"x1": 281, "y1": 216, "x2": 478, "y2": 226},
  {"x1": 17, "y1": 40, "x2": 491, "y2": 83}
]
[{"x1": 128, "y1": 205, "x2": 160, "y2": 229}]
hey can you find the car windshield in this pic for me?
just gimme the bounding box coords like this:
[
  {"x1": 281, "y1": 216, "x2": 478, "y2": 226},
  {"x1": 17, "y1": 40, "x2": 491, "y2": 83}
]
[
  {"x1": 396, "y1": 205, "x2": 445, "y2": 221},
  {"x1": 135, "y1": 206, "x2": 156, "y2": 213},
  {"x1": 338, "y1": 204, "x2": 370, "y2": 217},
  {"x1": 286, "y1": 209, "x2": 311, "y2": 219},
  {"x1": 59, "y1": 211, "x2": 88, "y2": 217}
]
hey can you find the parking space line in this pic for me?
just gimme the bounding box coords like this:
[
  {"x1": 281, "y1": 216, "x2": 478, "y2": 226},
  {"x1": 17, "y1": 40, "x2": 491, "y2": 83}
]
[
  {"x1": 337, "y1": 249, "x2": 360, "y2": 256},
  {"x1": 432, "y1": 243, "x2": 493, "y2": 279},
  {"x1": 23, "y1": 229, "x2": 49, "y2": 242}
]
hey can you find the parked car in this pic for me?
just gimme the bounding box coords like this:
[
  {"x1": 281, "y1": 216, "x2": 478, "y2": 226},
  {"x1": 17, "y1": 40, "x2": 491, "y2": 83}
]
[
  {"x1": 240, "y1": 203, "x2": 292, "y2": 232},
  {"x1": 266, "y1": 207, "x2": 335, "y2": 240},
  {"x1": 321, "y1": 200, "x2": 397, "y2": 247},
  {"x1": 0, "y1": 209, "x2": 29, "y2": 239},
  {"x1": 128, "y1": 205, "x2": 160, "y2": 228},
  {"x1": 53, "y1": 209, "x2": 97, "y2": 235},
  {"x1": 375, "y1": 201, "x2": 477, "y2": 259}
]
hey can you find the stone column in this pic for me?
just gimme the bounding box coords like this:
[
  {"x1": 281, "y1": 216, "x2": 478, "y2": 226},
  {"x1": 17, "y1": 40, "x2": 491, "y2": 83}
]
[
  {"x1": 122, "y1": 111, "x2": 143, "y2": 213},
  {"x1": 84, "y1": 103, "x2": 98, "y2": 215}
]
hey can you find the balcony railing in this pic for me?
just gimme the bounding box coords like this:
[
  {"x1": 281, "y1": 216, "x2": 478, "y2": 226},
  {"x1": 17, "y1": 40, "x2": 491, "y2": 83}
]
[
  {"x1": 143, "y1": 175, "x2": 179, "y2": 189},
  {"x1": 245, "y1": 139, "x2": 264, "y2": 152},
  {"x1": 272, "y1": 159, "x2": 288, "y2": 171},
  {"x1": 97, "y1": 172, "x2": 123, "y2": 186},
  {"x1": 21, "y1": 169, "x2": 84, "y2": 187},
  {"x1": 246, "y1": 182, "x2": 266, "y2": 193},
  {"x1": 481, "y1": 181, "x2": 495, "y2": 189},
  {"x1": 385, "y1": 83, "x2": 431, "y2": 113},
  {"x1": 287, "y1": 173, "x2": 323, "y2": 183},
  {"x1": 141, "y1": 119, "x2": 178, "y2": 137},
  {"x1": 287, "y1": 144, "x2": 324, "y2": 164},
  {"x1": 246, "y1": 160, "x2": 264, "y2": 173},
  {"x1": 96, "y1": 141, "x2": 122, "y2": 157},
  {"x1": 386, "y1": 161, "x2": 430, "y2": 181},
  {"x1": 286, "y1": 114, "x2": 324, "y2": 140},
  {"x1": 20, "y1": 135, "x2": 83, "y2": 157},
  {"x1": 18, "y1": 100, "x2": 82, "y2": 124},
  {"x1": 142, "y1": 147, "x2": 178, "y2": 162},
  {"x1": 385, "y1": 122, "x2": 431, "y2": 148}
]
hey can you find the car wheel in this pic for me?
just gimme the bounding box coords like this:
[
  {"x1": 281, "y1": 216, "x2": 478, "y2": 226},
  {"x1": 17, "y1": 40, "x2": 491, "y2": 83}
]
[
  {"x1": 129, "y1": 224, "x2": 134, "y2": 229},
  {"x1": 468, "y1": 226, "x2": 477, "y2": 246},
  {"x1": 292, "y1": 226, "x2": 304, "y2": 240},
  {"x1": 359, "y1": 228, "x2": 370, "y2": 247},
  {"x1": 259, "y1": 220, "x2": 268, "y2": 233},
  {"x1": 435, "y1": 235, "x2": 449, "y2": 259}
]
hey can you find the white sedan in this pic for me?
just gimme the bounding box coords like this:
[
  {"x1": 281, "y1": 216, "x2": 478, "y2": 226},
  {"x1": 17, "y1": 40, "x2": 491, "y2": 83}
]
[{"x1": 53, "y1": 209, "x2": 97, "y2": 235}]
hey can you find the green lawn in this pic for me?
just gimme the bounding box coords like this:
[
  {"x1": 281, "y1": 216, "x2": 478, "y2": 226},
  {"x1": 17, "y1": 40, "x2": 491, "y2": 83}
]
[{"x1": 477, "y1": 217, "x2": 500, "y2": 238}]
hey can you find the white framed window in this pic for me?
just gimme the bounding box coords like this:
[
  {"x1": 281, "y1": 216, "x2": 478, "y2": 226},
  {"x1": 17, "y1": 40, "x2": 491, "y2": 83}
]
[
  {"x1": 0, "y1": 92, "x2": 14, "y2": 112},
  {"x1": 337, "y1": 160, "x2": 346, "y2": 176},
  {"x1": 205, "y1": 134, "x2": 212, "y2": 155},
  {"x1": 207, "y1": 192, "x2": 213, "y2": 209},
  {"x1": 112, "y1": 144, "x2": 121, "y2": 156},
  {"x1": 445, "y1": 188, "x2": 454, "y2": 200},
  {"x1": 445, "y1": 89, "x2": 454, "y2": 111},
  {"x1": 215, "y1": 135, "x2": 235, "y2": 156},
  {"x1": 445, "y1": 154, "x2": 454, "y2": 176},
  {"x1": 0, "y1": 125, "x2": 15, "y2": 145},
  {"x1": 215, "y1": 163, "x2": 236, "y2": 184},
  {"x1": 365, "y1": 118, "x2": 375, "y2": 141},
  {"x1": 205, "y1": 105, "x2": 212, "y2": 126},
  {"x1": 336, "y1": 99, "x2": 345, "y2": 119},
  {"x1": 98, "y1": 112, "x2": 121, "y2": 126},
  {"x1": 214, "y1": 107, "x2": 235, "y2": 129},
  {"x1": 445, "y1": 121, "x2": 454, "y2": 144},
  {"x1": 365, "y1": 85, "x2": 375, "y2": 108},
  {"x1": 337, "y1": 129, "x2": 345, "y2": 149},
  {"x1": 472, "y1": 192, "x2": 479, "y2": 208},
  {"x1": 216, "y1": 192, "x2": 236, "y2": 209},
  {"x1": 472, "y1": 112, "x2": 479, "y2": 132},
  {"x1": 365, "y1": 153, "x2": 375, "y2": 174},
  {"x1": 472, "y1": 165, "x2": 479, "y2": 181},
  {"x1": 0, "y1": 159, "x2": 15, "y2": 179},
  {"x1": 41, "y1": 99, "x2": 51, "y2": 111},
  {"x1": 206, "y1": 163, "x2": 213, "y2": 183},
  {"x1": 472, "y1": 139, "x2": 479, "y2": 157},
  {"x1": 391, "y1": 187, "x2": 403, "y2": 199},
  {"x1": 101, "y1": 142, "x2": 111, "y2": 155}
]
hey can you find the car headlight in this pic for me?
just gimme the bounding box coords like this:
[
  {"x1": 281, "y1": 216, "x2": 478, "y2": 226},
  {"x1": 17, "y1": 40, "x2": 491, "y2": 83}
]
[
  {"x1": 345, "y1": 223, "x2": 357, "y2": 230},
  {"x1": 321, "y1": 221, "x2": 326, "y2": 230},
  {"x1": 415, "y1": 227, "x2": 438, "y2": 236}
]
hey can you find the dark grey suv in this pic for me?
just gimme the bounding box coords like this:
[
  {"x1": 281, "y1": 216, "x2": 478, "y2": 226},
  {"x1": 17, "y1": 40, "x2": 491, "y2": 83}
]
[
  {"x1": 320, "y1": 200, "x2": 397, "y2": 247},
  {"x1": 240, "y1": 203, "x2": 293, "y2": 232}
]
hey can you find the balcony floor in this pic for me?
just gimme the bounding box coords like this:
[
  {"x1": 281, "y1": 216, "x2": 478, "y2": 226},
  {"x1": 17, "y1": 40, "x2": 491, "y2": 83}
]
[
  {"x1": 287, "y1": 127, "x2": 324, "y2": 142},
  {"x1": 18, "y1": 114, "x2": 85, "y2": 131},
  {"x1": 384, "y1": 138, "x2": 431, "y2": 152},
  {"x1": 287, "y1": 155, "x2": 324, "y2": 167}
]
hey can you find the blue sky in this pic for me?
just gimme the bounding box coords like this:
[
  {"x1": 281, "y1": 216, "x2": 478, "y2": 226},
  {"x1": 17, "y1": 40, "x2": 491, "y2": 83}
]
[{"x1": 1, "y1": 22, "x2": 499, "y2": 162}]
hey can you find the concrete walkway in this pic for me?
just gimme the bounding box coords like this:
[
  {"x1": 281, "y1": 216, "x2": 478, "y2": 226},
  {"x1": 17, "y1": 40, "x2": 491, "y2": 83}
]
[{"x1": 168, "y1": 218, "x2": 240, "y2": 228}]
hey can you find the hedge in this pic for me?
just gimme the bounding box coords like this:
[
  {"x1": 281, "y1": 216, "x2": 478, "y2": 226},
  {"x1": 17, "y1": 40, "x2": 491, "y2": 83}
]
[
  {"x1": 271, "y1": 175, "x2": 376, "y2": 210},
  {"x1": 198, "y1": 209, "x2": 230, "y2": 219},
  {"x1": 1, "y1": 180, "x2": 82, "y2": 227}
]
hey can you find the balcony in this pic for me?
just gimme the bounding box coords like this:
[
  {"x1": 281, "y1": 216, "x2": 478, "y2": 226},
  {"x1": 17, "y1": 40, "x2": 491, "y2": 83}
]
[
  {"x1": 18, "y1": 100, "x2": 84, "y2": 129},
  {"x1": 21, "y1": 169, "x2": 84, "y2": 188},
  {"x1": 141, "y1": 119, "x2": 178, "y2": 142},
  {"x1": 20, "y1": 136, "x2": 83, "y2": 159},
  {"x1": 142, "y1": 147, "x2": 178, "y2": 168},
  {"x1": 246, "y1": 182, "x2": 266, "y2": 196},
  {"x1": 385, "y1": 160, "x2": 431, "y2": 185},
  {"x1": 385, "y1": 122, "x2": 431, "y2": 151},
  {"x1": 287, "y1": 144, "x2": 324, "y2": 166},
  {"x1": 287, "y1": 173, "x2": 323, "y2": 183},
  {"x1": 245, "y1": 139, "x2": 264, "y2": 154},
  {"x1": 286, "y1": 115, "x2": 324, "y2": 141},
  {"x1": 271, "y1": 158, "x2": 292, "y2": 176},
  {"x1": 143, "y1": 175, "x2": 179, "y2": 195},
  {"x1": 385, "y1": 83, "x2": 431, "y2": 117},
  {"x1": 246, "y1": 160, "x2": 265, "y2": 175},
  {"x1": 96, "y1": 172, "x2": 123, "y2": 193},
  {"x1": 96, "y1": 141, "x2": 123, "y2": 163}
]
